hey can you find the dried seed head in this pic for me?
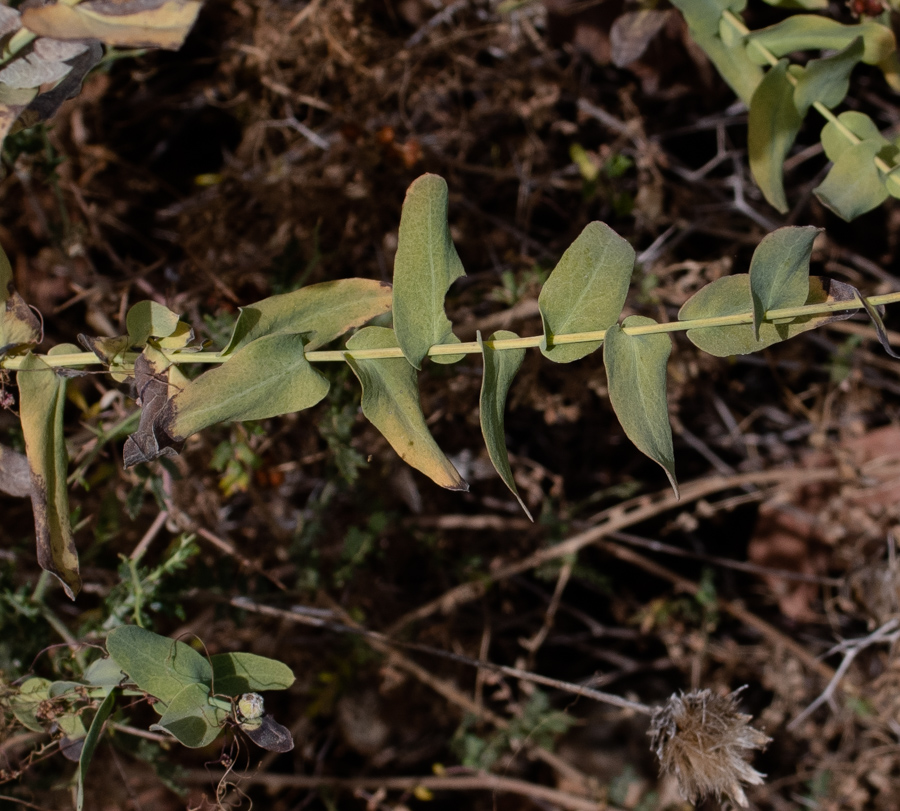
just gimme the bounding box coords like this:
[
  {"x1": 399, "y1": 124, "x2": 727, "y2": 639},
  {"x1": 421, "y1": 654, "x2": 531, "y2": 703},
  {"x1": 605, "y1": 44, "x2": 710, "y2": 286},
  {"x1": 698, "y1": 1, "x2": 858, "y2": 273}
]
[{"x1": 648, "y1": 688, "x2": 771, "y2": 808}]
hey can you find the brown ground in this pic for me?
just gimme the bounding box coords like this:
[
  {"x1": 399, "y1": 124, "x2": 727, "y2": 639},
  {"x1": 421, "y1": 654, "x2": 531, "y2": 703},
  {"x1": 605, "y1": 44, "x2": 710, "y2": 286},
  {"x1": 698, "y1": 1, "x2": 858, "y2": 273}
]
[{"x1": 3, "y1": 0, "x2": 900, "y2": 809}]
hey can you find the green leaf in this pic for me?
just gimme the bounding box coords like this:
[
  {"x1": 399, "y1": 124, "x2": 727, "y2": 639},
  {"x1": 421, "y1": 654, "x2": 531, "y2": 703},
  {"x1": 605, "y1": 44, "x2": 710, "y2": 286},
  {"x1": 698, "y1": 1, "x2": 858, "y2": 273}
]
[
  {"x1": 749, "y1": 225, "x2": 819, "y2": 338},
  {"x1": 815, "y1": 139, "x2": 889, "y2": 220},
  {"x1": 821, "y1": 111, "x2": 888, "y2": 161},
  {"x1": 0, "y1": 241, "x2": 41, "y2": 351},
  {"x1": 669, "y1": 0, "x2": 762, "y2": 102},
  {"x1": 538, "y1": 222, "x2": 634, "y2": 363},
  {"x1": 668, "y1": 0, "x2": 744, "y2": 37},
  {"x1": 18, "y1": 352, "x2": 79, "y2": 599},
  {"x1": 126, "y1": 300, "x2": 181, "y2": 347},
  {"x1": 210, "y1": 652, "x2": 295, "y2": 697},
  {"x1": 792, "y1": 37, "x2": 864, "y2": 116},
  {"x1": 345, "y1": 326, "x2": 467, "y2": 491},
  {"x1": 77, "y1": 688, "x2": 117, "y2": 811},
  {"x1": 84, "y1": 657, "x2": 126, "y2": 688},
  {"x1": 58, "y1": 712, "x2": 88, "y2": 761},
  {"x1": 748, "y1": 59, "x2": 802, "y2": 213},
  {"x1": 106, "y1": 626, "x2": 212, "y2": 707},
  {"x1": 885, "y1": 166, "x2": 900, "y2": 199},
  {"x1": 604, "y1": 316, "x2": 678, "y2": 497},
  {"x1": 679, "y1": 274, "x2": 857, "y2": 356},
  {"x1": 760, "y1": 0, "x2": 827, "y2": 10},
  {"x1": 392, "y1": 174, "x2": 466, "y2": 369},
  {"x1": 477, "y1": 330, "x2": 532, "y2": 521},
  {"x1": 746, "y1": 16, "x2": 896, "y2": 66},
  {"x1": 164, "y1": 333, "x2": 330, "y2": 442},
  {"x1": 149, "y1": 682, "x2": 228, "y2": 748},
  {"x1": 222, "y1": 279, "x2": 393, "y2": 355}
]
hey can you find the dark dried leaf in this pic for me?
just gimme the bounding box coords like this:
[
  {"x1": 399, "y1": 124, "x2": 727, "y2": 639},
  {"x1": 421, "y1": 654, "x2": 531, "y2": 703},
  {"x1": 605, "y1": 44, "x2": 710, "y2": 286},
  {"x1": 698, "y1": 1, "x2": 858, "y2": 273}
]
[
  {"x1": 27, "y1": 40, "x2": 102, "y2": 121},
  {"x1": 122, "y1": 349, "x2": 182, "y2": 467}
]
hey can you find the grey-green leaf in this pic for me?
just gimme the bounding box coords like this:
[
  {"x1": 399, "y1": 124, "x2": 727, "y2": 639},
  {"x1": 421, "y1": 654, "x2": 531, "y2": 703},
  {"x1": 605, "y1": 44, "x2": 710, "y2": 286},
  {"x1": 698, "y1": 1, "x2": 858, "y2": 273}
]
[
  {"x1": 0, "y1": 242, "x2": 41, "y2": 351},
  {"x1": 164, "y1": 333, "x2": 330, "y2": 442},
  {"x1": 84, "y1": 657, "x2": 127, "y2": 688},
  {"x1": 210, "y1": 652, "x2": 296, "y2": 697},
  {"x1": 18, "y1": 352, "x2": 79, "y2": 599},
  {"x1": 821, "y1": 110, "x2": 889, "y2": 162},
  {"x1": 815, "y1": 139, "x2": 889, "y2": 220},
  {"x1": 392, "y1": 173, "x2": 466, "y2": 369},
  {"x1": 106, "y1": 625, "x2": 212, "y2": 707},
  {"x1": 538, "y1": 222, "x2": 634, "y2": 363},
  {"x1": 77, "y1": 688, "x2": 117, "y2": 811},
  {"x1": 222, "y1": 278, "x2": 392, "y2": 355},
  {"x1": 792, "y1": 37, "x2": 863, "y2": 116},
  {"x1": 149, "y1": 682, "x2": 227, "y2": 748},
  {"x1": 668, "y1": 0, "x2": 744, "y2": 37},
  {"x1": 125, "y1": 300, "x2": 181, "y2": 347},
  {"x1": 749, "y1": 225, "x2": 819, "y2": 339},
  {"x1": 679, "y1": 274, "x2": 857, "y2": 356},
  {"x1": 745, "y1": 16, "x2": 895, "y2": 67},
  {"x1": 345, "y1": 326, "x2": 467, "y2": 491},
  {"x1": 477, "y1": 330, "x2": 531, "y2": 521},
  {"x1": 604, "y1": 316, "x2": 678, "y2": 497},
  {"x1": 748, "y1": 59, "x2": 802, "y2": 213}
]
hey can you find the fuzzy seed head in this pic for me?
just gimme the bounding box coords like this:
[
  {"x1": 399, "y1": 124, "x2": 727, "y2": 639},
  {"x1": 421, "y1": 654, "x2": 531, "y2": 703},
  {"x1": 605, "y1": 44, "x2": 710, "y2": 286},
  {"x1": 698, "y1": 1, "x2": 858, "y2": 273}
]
[{"x1": 648, "y1": 688, "x2": 771, "y2": 808}]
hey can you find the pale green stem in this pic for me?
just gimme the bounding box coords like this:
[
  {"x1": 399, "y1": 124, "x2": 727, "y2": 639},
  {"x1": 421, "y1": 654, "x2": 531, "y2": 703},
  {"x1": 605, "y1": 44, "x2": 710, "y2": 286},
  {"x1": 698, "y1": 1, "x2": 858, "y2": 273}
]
[
  {"x1": 4, "y1": 290, "x2": 900, "y2": 370},
  {"x1": 4, "y1": 0, "x2": 82, "y2": 61},
  {"x1": 720, "y1": 9, "x2": 895, "y2": 173}
]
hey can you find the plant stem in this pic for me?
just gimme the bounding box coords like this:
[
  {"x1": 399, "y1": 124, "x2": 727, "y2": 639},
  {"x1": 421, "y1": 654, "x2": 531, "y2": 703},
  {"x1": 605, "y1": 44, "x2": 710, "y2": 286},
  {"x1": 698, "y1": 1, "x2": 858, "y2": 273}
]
[{"x1": 4, "y1": 289, "x2": 899, "y2": 370}]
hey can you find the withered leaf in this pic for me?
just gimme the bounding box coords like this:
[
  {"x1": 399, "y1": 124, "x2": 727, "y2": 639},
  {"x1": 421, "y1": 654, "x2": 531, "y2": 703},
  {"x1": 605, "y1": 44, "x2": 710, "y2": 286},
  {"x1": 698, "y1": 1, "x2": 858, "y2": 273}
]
[
  {"x1": 27, "y1": 41, "x2": 103, "y2": 121},
  {"x1": 0, "y1": 6, "x2": 21, "y2": 38},
  {"x1": 0, "y1": 239, "x2": 41, "y2": 352},
  {"x1": 21, "y1": 0, "x2": 202, "y2": 51},
  {"x1": 122, "y1": 348, "x2": 182, "y2": 467},
  {"x1": 0, "y1": 443, "x2": 32, "y2": 498},
  {"x1": 610, "y1": 9, "x2": 671, "y2": 68},
  {"x1": 77, "y1": 333, "x2": 131, "y2": 364},
  {"x1": 18, "y1": 352, "x2": 80, "y2": 599}
]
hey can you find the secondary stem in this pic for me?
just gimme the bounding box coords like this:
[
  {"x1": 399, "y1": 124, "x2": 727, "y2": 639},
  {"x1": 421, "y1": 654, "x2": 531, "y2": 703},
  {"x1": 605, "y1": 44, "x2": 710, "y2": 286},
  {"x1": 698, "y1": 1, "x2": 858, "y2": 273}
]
[{"x1": 720, "y1": 9, "x2": 895, "y2": 173}]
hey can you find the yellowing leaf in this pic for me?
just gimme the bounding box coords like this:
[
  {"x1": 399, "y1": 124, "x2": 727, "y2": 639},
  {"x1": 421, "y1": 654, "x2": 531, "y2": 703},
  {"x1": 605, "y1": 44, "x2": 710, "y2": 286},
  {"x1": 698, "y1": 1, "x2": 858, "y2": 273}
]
[
  {"x1": 346, "y1": 326, "x2": 467, "y2": 491},
  {"x1": 18, "y1": 352, "x2": 79, "y2": 599},
  {"x1": 0, "y1": 239, "x2": 41, "y2": 352},
  {"x1": 21, "y1": 0, "x2": 202, "y2": 50},
  {"x1": 0, "y1": 83, "x2": 37, "y2": 146}
]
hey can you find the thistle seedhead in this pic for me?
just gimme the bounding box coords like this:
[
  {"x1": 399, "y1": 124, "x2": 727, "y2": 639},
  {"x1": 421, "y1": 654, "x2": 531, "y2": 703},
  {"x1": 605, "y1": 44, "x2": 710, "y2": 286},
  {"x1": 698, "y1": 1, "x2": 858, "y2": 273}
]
[{"x1": 649, "y1": 688, "x2": 771, "y2": 808}]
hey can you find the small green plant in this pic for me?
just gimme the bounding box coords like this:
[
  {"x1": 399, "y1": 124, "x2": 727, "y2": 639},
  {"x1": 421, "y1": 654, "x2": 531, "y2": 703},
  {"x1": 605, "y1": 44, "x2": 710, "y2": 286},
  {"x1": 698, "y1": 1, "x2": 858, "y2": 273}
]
[
  {"x1": 672, "y1": 0, "x2": 900, "y2": 219},
  {"x1": 2, "y1": 172, "x2": 899, "y2": 599},
  {"x1": 0, "y1": 626, "x2": 295, "y2": 810}
]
